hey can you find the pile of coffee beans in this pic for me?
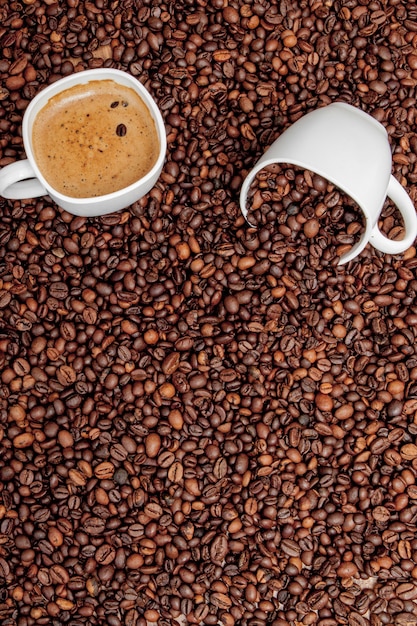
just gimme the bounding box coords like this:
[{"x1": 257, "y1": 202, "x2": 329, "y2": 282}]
[
  {"x1": 245, "y1": 164, "x2": 367, "y2": 265},
  {"x1": 1, "y1": 1, "x2": 417, "y2": 626}
]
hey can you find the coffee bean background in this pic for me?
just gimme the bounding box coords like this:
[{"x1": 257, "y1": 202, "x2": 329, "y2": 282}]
[{"x1": 1, "y1": 1, "x2": 417, "y2": 625}]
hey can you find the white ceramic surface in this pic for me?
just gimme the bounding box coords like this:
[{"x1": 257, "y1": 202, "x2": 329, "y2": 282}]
[
  {"x1": 0, "y1": 68, "x2": 166, "y2": 216},
  {"x1": 240, "y1": 102, "x2": 417, "y2": 264}
]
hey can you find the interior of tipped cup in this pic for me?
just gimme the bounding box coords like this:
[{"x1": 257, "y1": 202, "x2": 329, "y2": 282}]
[
  {"x1": 244, "y1": 162, "x2": 368, "y2": 265},
  {"x1": 244, "y1": 162, "x2": 407, "y2": 265}
]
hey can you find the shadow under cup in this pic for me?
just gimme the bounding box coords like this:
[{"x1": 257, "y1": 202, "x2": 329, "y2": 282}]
[{"x1": 244, "y1": 163, "x2": 405, "y2": 266}]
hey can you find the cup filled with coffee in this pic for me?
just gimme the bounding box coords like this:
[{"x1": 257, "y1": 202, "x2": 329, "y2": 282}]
[
  {"x1": 0, "y1": 68, "x2": 166, "y2": 216},
  {"x1": 240, "y1": 102, "x2": 417, "y2": 264}
]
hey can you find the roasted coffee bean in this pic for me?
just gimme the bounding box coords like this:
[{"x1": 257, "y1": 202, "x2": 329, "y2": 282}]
[
  {"x1": 281, "y1": 538, "x2": 301, "y2": 557},
  {"x1": 116, "y1": 123, "x2": 127, "y2": 137},
  {"x1": 395, "y1": 614, "x2": 417, "y2": 626},
  {"x1": 95, "y1": 544, "x2": 116, "y2": 565},
  {"x1": 210, "y1": 534, "x2": 228, "y2": 564},
  {"x1": 48, "y1": 281, "x2": 69, "y2": 299},
  {"x1": 0, "y1": 559, "x2": 10, "y2": 579},
  {"x1": 82, "y1": 517, "x2": 106, "y2": 535},
  {"x1": 348, "y1": 613, "x2": 369, "y2": 626}
]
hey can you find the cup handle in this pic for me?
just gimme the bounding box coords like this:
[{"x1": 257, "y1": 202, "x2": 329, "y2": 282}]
[
  {"x1": 0, "y1": 160, "x2": 47, "y2": 200},
  {"x1": 370, "y1": 175, "x2": 417, "y2": 255}
]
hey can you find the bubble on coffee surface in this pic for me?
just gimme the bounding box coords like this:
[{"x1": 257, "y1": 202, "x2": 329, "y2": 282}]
[{"x1": 246, "y1": 163, "x2": 366, "y2": 264}]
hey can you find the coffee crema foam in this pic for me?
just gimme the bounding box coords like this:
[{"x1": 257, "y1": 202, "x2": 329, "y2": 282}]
[{"x1": 32, "y1": 80, "x2": 159, "y2": 198}]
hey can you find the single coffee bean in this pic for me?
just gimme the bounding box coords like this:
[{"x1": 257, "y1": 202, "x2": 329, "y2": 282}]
[
  {"x1": 281, "y1": 539, "x2": 301, "y2": 557},
  {"x1": 116, "y1": 123, "x2": 127, "y2": 137},
  {"x1": 210, "y1": 534, "x2": 228, "y2": 564},
  {"x1": 83, "y1": 517, "x2": 106, "y2": 535}
]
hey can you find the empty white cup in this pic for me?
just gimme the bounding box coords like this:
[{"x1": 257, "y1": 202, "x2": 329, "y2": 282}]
[{"x1": 240, "y1": 102, "x2": 417, "y2": 264}]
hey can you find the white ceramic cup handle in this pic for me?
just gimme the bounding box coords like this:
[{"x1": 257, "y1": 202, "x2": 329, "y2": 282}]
[
  {"x1": 0, "y1": 160, "x2": 47, "y2": 200},
  {"x1": 370, "y1": 175, "x2": 417, "y2": 254}
]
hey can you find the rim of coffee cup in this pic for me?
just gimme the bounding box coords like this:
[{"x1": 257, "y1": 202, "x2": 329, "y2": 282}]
[
  {"x1": 239, "y1": 157, "x2": 373, "y2": 264},
  {"x1": 22, "y1": 68, "x2": 166, "y2": 206}
]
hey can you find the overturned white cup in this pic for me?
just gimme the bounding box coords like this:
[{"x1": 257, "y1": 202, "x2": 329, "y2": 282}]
[{"x1": 240, "y1": 102, "x2": 417, "y2": 264}]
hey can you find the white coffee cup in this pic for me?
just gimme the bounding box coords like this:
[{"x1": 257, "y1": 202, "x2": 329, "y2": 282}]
[
  {"x1": 240, "y1": 102, "x2": 417, "y2": 264},
  {"x1": 0, "y1": 68, "x2": 166, "y2": 217}
]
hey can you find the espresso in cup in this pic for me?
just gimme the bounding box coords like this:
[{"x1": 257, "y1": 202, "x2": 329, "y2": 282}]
[{"x1": 32, "y1": 79, "x2": 159, "y2": 198}]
